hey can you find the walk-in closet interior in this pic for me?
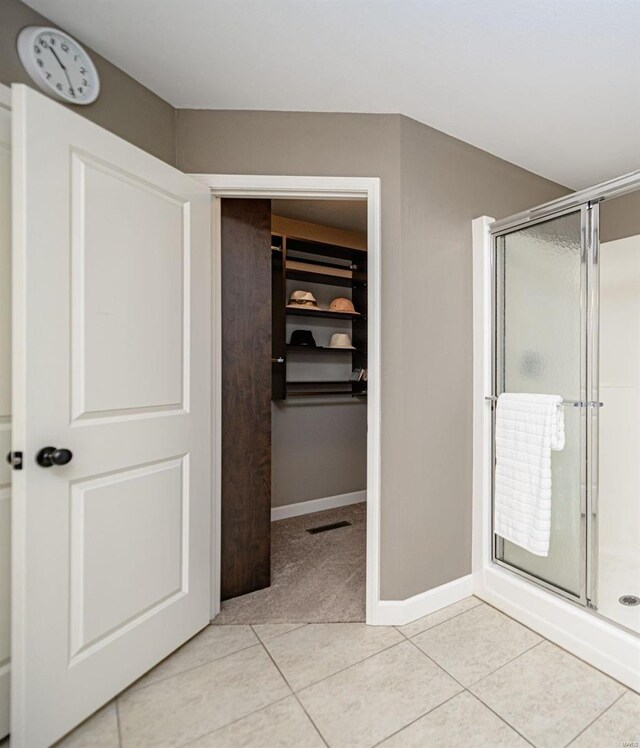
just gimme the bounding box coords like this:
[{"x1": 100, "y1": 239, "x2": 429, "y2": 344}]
[
  {"x1": 490, "y1": 178, "x2": 640, "y2": 636},
  {"x1": 217, "y1": 198, "x2": 368, "y2": 623}
]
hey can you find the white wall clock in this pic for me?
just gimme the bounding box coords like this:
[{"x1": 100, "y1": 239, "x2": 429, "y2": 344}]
[{"x1": 17, "y1": 26, "x2": 100, "y2": 105}]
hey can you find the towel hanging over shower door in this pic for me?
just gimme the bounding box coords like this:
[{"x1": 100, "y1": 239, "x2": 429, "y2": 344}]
[{"x1": 494, "y1": 392, "x2": 565, "y2": 557}]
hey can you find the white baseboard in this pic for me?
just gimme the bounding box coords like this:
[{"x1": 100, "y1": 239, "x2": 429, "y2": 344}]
[
  {"x1": 271, "y1": 490, "x2": 366, "y2": 522},
  {"x1": 372, "y1": 574, "x2": 474, "y2": 627}
]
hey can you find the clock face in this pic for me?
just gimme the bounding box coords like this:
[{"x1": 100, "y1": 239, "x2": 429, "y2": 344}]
[{"x1": 17, "y1": 26, "x2": 100, "y2": 105}]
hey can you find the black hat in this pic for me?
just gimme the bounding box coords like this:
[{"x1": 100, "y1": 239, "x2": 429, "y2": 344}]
[{"x1": 290, "y1": 329, "x2": 316, "y2": 347}]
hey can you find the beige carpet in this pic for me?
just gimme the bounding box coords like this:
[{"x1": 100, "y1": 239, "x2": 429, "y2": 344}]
[{"x1": 214, "y1": 502, "x2": 366, "y2": 624}]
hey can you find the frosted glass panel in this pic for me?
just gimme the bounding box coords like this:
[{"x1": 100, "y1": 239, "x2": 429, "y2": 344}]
[{"x1": 495, "y1": 210, "x2": 584, "y2": 597}]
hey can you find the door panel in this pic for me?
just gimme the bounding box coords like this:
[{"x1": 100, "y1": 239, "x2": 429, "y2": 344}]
[
  {"x1": 0, "y1": 88, "x2": 11, "y2": 740},
  {"x1": 75, "y1": 154, "x2": 187, "y2": 417},
  {"x1": 494, "y1": 209, "x2": 586, "y2": 599},
  {"x1": 70, "y1": 457, "x2": 186, "y2": 658},
  {"x1": 221, "y1": 199, "x2": 272, "y2": 600},
  {"x1": 11, "y1": 85, "x2": 212, "y2": 747}
]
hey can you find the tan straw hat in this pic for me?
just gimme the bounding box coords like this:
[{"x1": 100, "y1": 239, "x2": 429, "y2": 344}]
[
  {"x1": 328, "y1": 333, "x2": 356, "y2": 349},
  {"x1": 329, "y1": 297, "x2": 358, "y2": 314},
  {"x1": 287, "y1": 290, "x2": 319, "y2": 309}
]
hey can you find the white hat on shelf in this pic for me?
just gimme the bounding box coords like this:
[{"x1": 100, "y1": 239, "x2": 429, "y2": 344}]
[
  {"x1": 287, "y1": 290, "x2": 319, "y2": 309},
  {"x1": 328, "y1": 333, "x2": 356, "y2": 349}
]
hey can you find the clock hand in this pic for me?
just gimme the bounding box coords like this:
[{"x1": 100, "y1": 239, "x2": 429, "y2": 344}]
[
  {"x1": 49, "y1": 46, "x2": 75, "y2": 96},
  {"x1": 49, "y1": 46, "x2": 66, "y2": 70}
]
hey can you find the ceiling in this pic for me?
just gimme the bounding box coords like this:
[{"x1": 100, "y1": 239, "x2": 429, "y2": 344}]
[
  {"x1": 272, "y1": 200, "x2": 367, "y2": 233},
  {"x1": 23, "y1": 0, "x2": 640, "y2": 189}
]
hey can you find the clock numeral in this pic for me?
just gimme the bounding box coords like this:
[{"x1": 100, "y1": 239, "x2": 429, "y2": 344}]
[
  {"x1": 82, "y1": 78, "x2": 88, "y2": 86},
  {"x1": 79, "y1": 67, "x2": 87, "y2": 75},
  {"x1": 40, "y1": 39, "x2": 48, "y2": 48},
  {"x1": 45, "y1": 72, "x2": 52, "y2": 80},
  {"x1": 77, "y1": 87, "x2": 83, "y2": 95},
  {"x1": 36, "y1": 58, "x2": 43, "y2": 68},
  {"x1": 61, "y1": 43, "x2": 69, "y2": 53},
  {"x1": 56, "y1": 83, "x2": 62, "y2": 91},
  {"x1": 69, "y1": 87, "x2": 75, "y2": 97},
  {"x1": 74, "y1": 54, "x2": 79, "y2": 62},
  {"x1": 34, "y1": 45, "x2": 41, "y2": 54},
  {"x1": 49, "y1": 37, "x2": 55, "y2": 45}
]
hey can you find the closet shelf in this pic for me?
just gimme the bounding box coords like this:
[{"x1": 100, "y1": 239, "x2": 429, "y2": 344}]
[
  {"x1": 286, "y1": 237, "x2": 367, "y2": 264},
  {"x1": 272, "y1": 223, "x2": 367, "y2": 402},
  {"x1": 287, "y1": 380, "x2": 354, "y2": 386},
  {"x1": 286, "y1": 307, "x2": 361, "y2": 320},
  {"x1": 286, "y1": 381, "x2": 367, "y2": 398},
  {"x1": 287, "y1": 345, "x2": 358, "y2": 353},
  {"x1": 286, "y1": 268, "x2": 353, "y2": 288},
  {"x1": 287, "y1": 390, "x2": 366, "y2": 398}
]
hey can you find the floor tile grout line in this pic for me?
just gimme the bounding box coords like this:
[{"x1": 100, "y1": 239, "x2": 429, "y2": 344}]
[
  {"x1": 250, "y1": 622, "x2": 307, "y2": 645},
  {"x1": 563, "y1": 690, "x2": 627, "y2": 747},
  {"x1": 178, "y1": 693, "x2": 295, "y2": 748},
  {"x1": 124, "y1": 640, "x2": 262, "y2": 695},
  {"x1": 404, "y1": 633, "x2": 550, "y2": 747},
  {"x1": 122, "y1": 623, "x2": 409, "y2": 742},
  {"x1": 474, "y1": 598, "x2": 634, "y2": 693},
  {"x1": 114, "y1": 697, "x2": 124, "y2": 748},
  {"x1": 479, "y1": 598, "x2": 554, "y2": 640},
  {"x1": 369, "y1": 689, "x2": 464, "y2": 747},
  {"x1": 291, "y1": 692, "x2": 330, "y2": 748},
  {"x1": 257, "y1": 639, "x2": 329, "y2": 747},
  {"x1": 465, "y1": 691, "x2": 537, "y2": 747},
  {"x1": 285, "y1": 637, "x2": 408, "y2": 695},
  {"x1": 465, "y1": 639, "x2": 544, "y2": 690},
  {"x1": 395, "y1": 598, "x2": 485, "y2": 639},
  {"x1": 405, "y1": 637, "x2": 468, "y2": 692},
  {"x1": 398, "y1": 594, "x2": 632, "y2": 696},
  {"x1": 467, "y1": 636, "x2": 625, "y2": 748}
]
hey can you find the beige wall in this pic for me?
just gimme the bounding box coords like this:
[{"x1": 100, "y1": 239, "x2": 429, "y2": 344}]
[
  {"x1": 272, "y1": 401, "x2": 367, "y2": 507},
  {"x1": 177, "y1": 109, "x2": 568, "y2": 599},
  {"x1": 396, "y1": 116, "x2": 569, "y2": 596},
  {"x1": 179, "y1": 110, "x2": 402, "y2": 523},
  {"x1": 600, "y1": 190, "x2": 640, "y2": 243},
  {"x1": 0, "y1": 0, "x2": 176, "y2": 164}
]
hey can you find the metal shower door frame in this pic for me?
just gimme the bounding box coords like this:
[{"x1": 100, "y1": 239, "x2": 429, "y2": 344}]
[{"x1": 489, "y1": 202, "x2": 598, "y2": 608}]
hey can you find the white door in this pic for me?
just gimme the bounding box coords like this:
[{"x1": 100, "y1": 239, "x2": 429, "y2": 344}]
[
  {"x1": 0, "y1": 85, "x2": 12, "y2": 742},
  {"x1": 11, "y1": 84, "x2": 212, "y2": 748}
]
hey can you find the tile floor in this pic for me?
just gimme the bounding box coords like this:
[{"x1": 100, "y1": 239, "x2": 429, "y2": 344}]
[{"x1": 48, "y1": 596, "x2": 639, "y2": 748}]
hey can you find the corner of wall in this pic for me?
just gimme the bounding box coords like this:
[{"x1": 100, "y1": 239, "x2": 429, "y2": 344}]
[{"x1": 174, "y1": 107, "x2": 179, "y2": 168}]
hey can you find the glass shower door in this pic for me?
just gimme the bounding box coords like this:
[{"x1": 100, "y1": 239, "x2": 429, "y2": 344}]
[{"x1": 493, "y1": 207, "x2": 588, "y2": 602}]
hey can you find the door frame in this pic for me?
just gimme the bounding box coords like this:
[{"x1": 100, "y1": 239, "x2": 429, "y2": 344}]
[
  {"x1": 191, "y1": 174, "x2": 382, "y2": 625},
  {"x1": 0, "y1": 82, "x2": 11, "y2": 742},
  {"x1": 490, "y1": 204, "x2": 592, "y2": 607}
]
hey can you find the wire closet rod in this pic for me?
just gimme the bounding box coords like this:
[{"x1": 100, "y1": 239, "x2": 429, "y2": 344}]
[{"x1": 485, "y1": 396, "x2": 603, "y2": 408}]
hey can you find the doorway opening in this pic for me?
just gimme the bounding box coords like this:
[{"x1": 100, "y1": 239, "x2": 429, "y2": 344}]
[
  {"x1": 216, "y1": 196, "x2": 368, "y2": 623},
  {"x1": 195, "y1": 174, "x2": 382, "y2": 625}
]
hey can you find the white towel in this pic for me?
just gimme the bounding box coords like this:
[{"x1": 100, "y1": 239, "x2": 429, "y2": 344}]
[{"x1": 494, "y1": 393, "x2": 565, "y2": 557}]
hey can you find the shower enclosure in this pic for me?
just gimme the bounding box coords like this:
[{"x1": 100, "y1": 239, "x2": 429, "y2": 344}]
[{"x1": 487, "y1": 172, "x2": 640, "y2": 637}]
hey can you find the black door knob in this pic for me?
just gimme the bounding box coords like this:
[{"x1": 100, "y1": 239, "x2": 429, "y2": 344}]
[{"x1": 36, "y1": 446, "x2": 73, "y2": 467}]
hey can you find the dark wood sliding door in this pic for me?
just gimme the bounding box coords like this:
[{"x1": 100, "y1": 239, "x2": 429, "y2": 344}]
[{"x1": 220, "y1": 199, "x2": 272, "y2": 600}]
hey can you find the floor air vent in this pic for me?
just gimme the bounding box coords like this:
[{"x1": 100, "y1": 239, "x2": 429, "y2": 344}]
[{"x1": 307, "y1": 520, "x2": 352, "y2": 534}]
